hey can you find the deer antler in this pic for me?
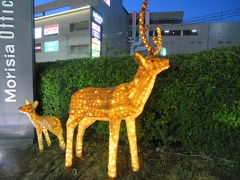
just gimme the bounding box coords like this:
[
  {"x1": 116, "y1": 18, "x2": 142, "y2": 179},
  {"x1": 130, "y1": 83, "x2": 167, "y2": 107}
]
[{"x1": 139, "y1": 0, "x2": 162, "y2": 57}]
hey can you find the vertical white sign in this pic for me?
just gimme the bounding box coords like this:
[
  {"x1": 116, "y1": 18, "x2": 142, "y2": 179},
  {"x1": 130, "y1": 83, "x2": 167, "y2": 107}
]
[{"x1": 0, "y1": 0, "x2": 35, "y2": 149}]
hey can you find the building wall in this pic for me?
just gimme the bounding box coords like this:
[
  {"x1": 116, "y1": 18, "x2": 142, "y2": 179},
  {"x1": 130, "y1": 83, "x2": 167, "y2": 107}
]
[
  {"x1": 35, "y1": 0, "x2": 129, "y2": 62},
  {"x1": 35, "y1": 7, "x2": 91, "y2": 62},
  {"x1": 93, "y1": 0, "x2": 129, "y2": 55},
  {"x1": 129, "y1": 11, "x2": 184, "y2": 25},
  {"x1": 35, "y1": 0, "x2": 95, "y2": 14},
  {"x1": 35, "y1": 1, "x2": 240, "y2": 60},
  {"x1": 208, "y1": 22, "x2": 240, "y2": 49},
  {"x1": 133, "y1": 22, "x2": 240, "y2": 55},
  {"x1": 158, "y1": 23, "x2": 209, "y2": 55}
]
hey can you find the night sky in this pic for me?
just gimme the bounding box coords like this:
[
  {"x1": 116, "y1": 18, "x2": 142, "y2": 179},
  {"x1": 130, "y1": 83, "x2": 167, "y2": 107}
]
[{"x1": 34, "y1": 0, "x2": 240, "y2": 22}]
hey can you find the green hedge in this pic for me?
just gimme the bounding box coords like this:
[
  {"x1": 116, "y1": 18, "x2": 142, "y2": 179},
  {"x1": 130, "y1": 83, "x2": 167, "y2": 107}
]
[{"x1": 36, "y1": 45, "x2": 240, "y2": 161}]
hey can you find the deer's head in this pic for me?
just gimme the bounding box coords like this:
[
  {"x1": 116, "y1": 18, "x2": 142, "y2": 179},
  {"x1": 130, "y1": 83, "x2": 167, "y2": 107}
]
[
  {"x1": 135, "y1": 0, "x2": 170, "y2": 75},
  {"x1": 18, "y1": 99, "x2": 39, "y2": 114}
]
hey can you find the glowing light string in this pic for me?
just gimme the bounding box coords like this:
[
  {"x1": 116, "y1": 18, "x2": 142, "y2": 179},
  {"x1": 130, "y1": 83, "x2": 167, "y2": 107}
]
[
  {"x1": 18, "y1": 99, "x2": 65, "y2": 152},
  {"x1": 64, "y1": 0, "x2": 170, "y2": 178}
]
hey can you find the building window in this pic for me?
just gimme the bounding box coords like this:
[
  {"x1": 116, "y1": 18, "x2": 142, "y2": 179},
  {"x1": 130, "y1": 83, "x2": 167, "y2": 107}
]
[
  {"x1": 35, "y1": 13, "x2": 43, "y2": 18},
  {"x1": 35, "y1": 27, "x2": 42, "y2": 39},
  {"x1": 150, "y1": 20, "x2": 162, "y2": 24},
  {"x1": 170, "y1": 30, "x2": 181, "y2": 36},
  {"x1": 128, "y1": 31, "x2": 132, "y2": 37},
  {"x1": 150, "y1": 19, "x2": 182, "y2": 24},
  {"x1": 70, "y1": 44, "x2": 89, "y2": 54},
  {"x1": 162, "y1": 30, "x2": 169, "y2": 36},
  {"x1": 162, "y1": 30, "x2": 181, "y2": 36},
  {"x1": 136, "y1": 31, "x2": 139, "y2": 37},
  {"x1": 45, "y1": 6, "x2": 71, "y2": 16},
  {"x1": 70, "y1": 20, "x2": 89, "y2": 32},
  {"x1": 183, "y1": 30, "x2": 198, "y2": 36},
  {"x1": 149, "y1": 30, "x2": 153, "y2": 36}
]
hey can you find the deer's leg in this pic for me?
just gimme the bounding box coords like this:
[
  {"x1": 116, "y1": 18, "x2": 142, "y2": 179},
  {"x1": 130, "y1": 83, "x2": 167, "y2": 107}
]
[
  {"x1": 36, "y1": 129, "x2": 44, "y2": 152},
  {"x1": 126, "y1": 118, "x2": 139, "y2": 171},
  {"x1": 108, "y1": 120, "x2": 121, "y2": 178},
  {"x1": 76, "y1": 118, "x2": 96, "y2": 158},
  {"x1": 42, "y1": 128, "x2": 52, "y2": 147},
  {"x1": 65, "y1": 115, "x2": 79, "y2": 167}
]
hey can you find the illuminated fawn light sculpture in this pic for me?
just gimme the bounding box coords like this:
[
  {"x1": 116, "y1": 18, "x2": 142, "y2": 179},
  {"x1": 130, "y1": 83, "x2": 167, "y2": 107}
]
[
  {"x1": 64, "y1": 0, "x2": 170, "y2": 178},
  {"x1": 18, "y1": 99, "x2": 65, "y2": 152}
]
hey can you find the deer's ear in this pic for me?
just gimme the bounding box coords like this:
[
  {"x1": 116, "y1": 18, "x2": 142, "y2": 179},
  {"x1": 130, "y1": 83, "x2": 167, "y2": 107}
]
[
  {"x1": 134, "y1": 52, "x2": 146, "y2": 66},
  {"x1": 32, "y1": 101, "x2": 39, "y2": 109},
  {"x1": 25, "y1": 99, "x2": 31, "y2": 105}
]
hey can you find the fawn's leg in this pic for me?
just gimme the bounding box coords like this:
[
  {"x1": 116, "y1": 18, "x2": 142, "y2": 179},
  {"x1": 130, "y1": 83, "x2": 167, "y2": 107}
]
[
  {"x1": 42, "y1": 128, "x2": 52, "y2": 147},
  {"x1": 108, "y1": 120, "x2": 121, "y2": 178},
  {"x1": 56, "y1": 130, "x2": 65, "y2": 150},
  {"x1": 36, "y1": 129, "x2": 44, "y2": 152},
  {"x1": 126, "y1": 118, "x2": 139, "y2": 171},
  {"x1": 51, "y1": 120, "x2": 65, "y2": 150},
  {"x1": 76, "y1": 118, "x2": 96, "y2": 158},
  {"x1": 65, "y1": 116, "x2": 79, "y2": 167}
]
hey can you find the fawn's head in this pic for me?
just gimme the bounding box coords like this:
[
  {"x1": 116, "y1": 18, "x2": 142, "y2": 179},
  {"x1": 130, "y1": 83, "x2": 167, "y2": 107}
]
[
  {"x1": 18, "y1": 99, "x2": 39, "y2": 114},
  {"x1": 135, "y1": 0, "x2": 170, "y2": 74}
]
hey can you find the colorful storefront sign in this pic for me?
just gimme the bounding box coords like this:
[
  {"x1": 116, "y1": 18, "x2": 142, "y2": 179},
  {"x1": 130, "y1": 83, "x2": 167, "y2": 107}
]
[
  {"x1": 44, "y1": 24, "x2": 59, "y2": 36},
  {"x1": 44, "y1": 41, "x2": 59, "y2": 52}
]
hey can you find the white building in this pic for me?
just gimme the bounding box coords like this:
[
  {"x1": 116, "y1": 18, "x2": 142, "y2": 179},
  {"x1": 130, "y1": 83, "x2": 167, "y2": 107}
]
[
  {"x1": 34, "y1": 0, "x2": 240, "y2": 62},
  {"x1": 129, "y1": 11, "x2": 240, "y2": 55},
  {"x1": 34, "y1": 0, "x2": 129, "y2": 62}
]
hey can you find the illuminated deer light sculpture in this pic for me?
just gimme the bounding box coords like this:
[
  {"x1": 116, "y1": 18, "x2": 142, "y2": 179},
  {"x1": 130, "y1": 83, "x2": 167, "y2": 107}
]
[
  {"x1": 18, "y1": 99, "x2": 65, "y2": 152},
  {"x1": 65, "y1": 0, "x2": 170, "y2": 178}
]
